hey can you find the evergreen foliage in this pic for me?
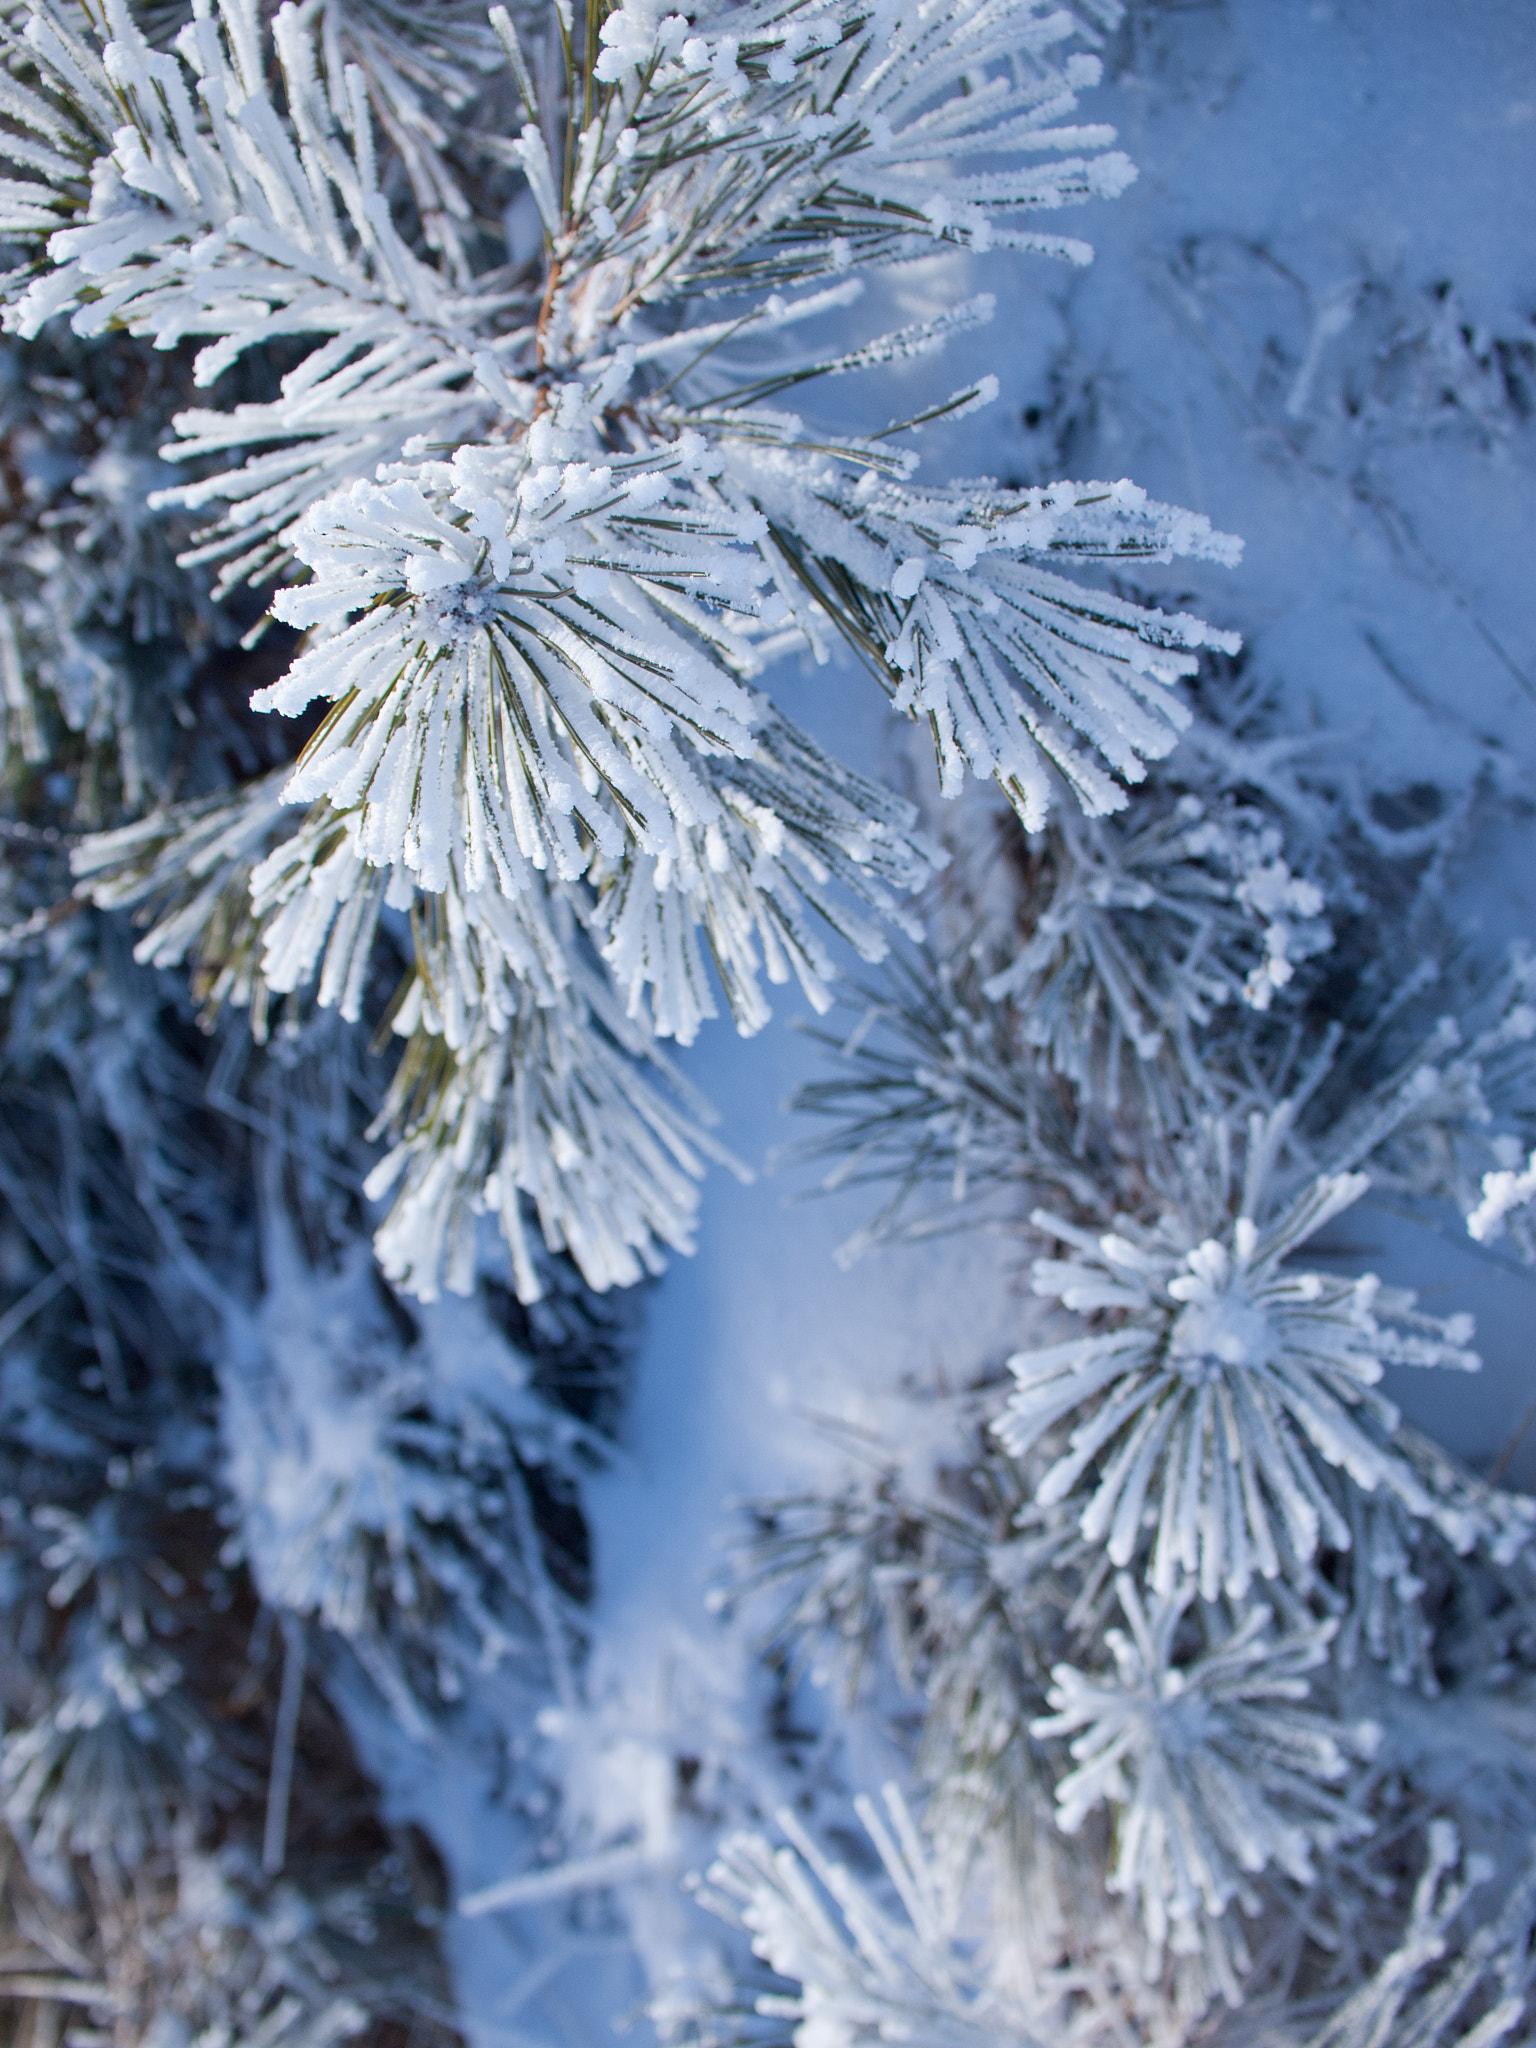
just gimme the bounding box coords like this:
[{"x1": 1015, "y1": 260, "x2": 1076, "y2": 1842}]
[
  {"x1": 0, "y1": 0, "x2": 1530, "y2": 2043},
  {"x1": 0, "y1": 0, "x2": 1240, "y2": 1300}
]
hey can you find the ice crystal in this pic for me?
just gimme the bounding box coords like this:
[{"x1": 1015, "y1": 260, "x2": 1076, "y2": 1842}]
[
  {"x1": 983, "y1": 790, "x2": 1329, "y2": 1117},
  {"x1": 1033, "y1": 1577, "x2": 1374, "y2": 1985},
  {"x1": 1468, "y1": 1148, "x2": 1536, "y2": 1246},
  {"x1": 996, "y1": 1127, "x2": 1484, "y2": 1603},
  {"x1": 1299, "y1": 1823, "x2": 1536, "y2": 2048},
  {"x1": 689, "y1": 1785, "x2": 1091, "y2": 2048}
]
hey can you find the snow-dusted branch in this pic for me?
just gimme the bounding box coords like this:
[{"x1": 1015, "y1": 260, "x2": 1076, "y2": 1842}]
[
  {"x1": 1033, "y1": 1577, "x2": 1374, "y2": 1985},
  {"x1": 997, "y1": 1136, "x2": 1485, "y2": 1604}
]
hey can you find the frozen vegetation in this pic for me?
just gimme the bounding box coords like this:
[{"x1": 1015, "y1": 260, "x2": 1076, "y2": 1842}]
[{"x1": 0, "y1": 0, "x2": 1531, "y2": 2044}]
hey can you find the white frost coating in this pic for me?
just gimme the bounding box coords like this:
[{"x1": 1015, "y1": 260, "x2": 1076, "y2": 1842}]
[
  {"x1": 739, "y1": 456, "x2": 1242, "y2": 826},
  {"x1": 1330, "y1": 948, "x2": 1536, "y2": 1265},
  {"x1": 691, "y1": 1786, "x2": 1074, "y2": 2048},
  {"x1": 588, "y1": 705, "x2": 938, "y2": 1044},
  {"x1": 263, "y1": 451, "x2": 765, "y2": 894},
  {"x1": 1033, "y1": 1577, "x2": 1373, "y2": 1979},
  {"x1": 0, "y1": 0, "x2": 1242, "y2": 1290},
  {"x1": 364, "y1": 954, "x2": 746, "y2": 1304},
  {"x1": 1300, "y1": 1824, "x2": 1536, "y2": 2048},
  {"x1": 984, "y1": 790, "x2": 1330, "y2": 1115},
  {"x1": 2, "y1": 2, "x2": 1533, "y2": 2038},
  {"x1": 3, "y1": 0, "x2": 502, "y2": 591},
  {"x1": 1, "y1": 1617, "x2": 210, "y2": 1883},
  {"x1": 996, "y1": 1121, "x2": 1486, "y2": 1602},
  {"x1": 1467, "y1": 1146, "x2": 1536, "y2": 1245}
]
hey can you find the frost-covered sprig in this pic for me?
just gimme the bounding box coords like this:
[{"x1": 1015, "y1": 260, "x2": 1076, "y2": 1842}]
[
  {"x1": 78, "y1": 758, "x2": 925, "y2": 1296},
  {"x1": 545, "y1": 0, "x2": 1134, "y2": 345},
  {"x1": 261, "y1": 449, "x2": 766, "y2": 890},
  {"x1": 2, "y1": 0, "x2": 511, "y2": 589},
  {"x1": 73, "y1": 760, "x2": 897, "y2": 1297},
  {"x1": 0, "y1": 0, "x2": 1151, "y2": 598},
  {"x1": 366, "y1": 958, "x2": 742, "y2": 1300},
  {"x1": 1, "y1": 1620, "x2": 217, "y2": 1883},
  {"x1": 982, "y1": 789, "x2": 1329, "y2": 1120},
  {"x1": 1333, "y1": 948, "x2": 1536, "y2": 1262},
  {"x1": 726, "y1": 1396, "x2": 1536, "y2": 2017},
  {"x1": 688, "y1": 1784, "x2": 1096, "y2": 2048},
  {"x1": 1032, "y1": 1576, "x2": 1375, "y2": 1989},
  {"x1": 745, "y1": 464, "x2": 1241, "y2": 827},
  {"x1": 0, "y1": 0, "x2": 1241, "y2": 810},
  {"x1": 255, "y1": 446, "x2": 939, "y2": 1019},
  {"x1": 0, "y1": 329, "x2": 223, "y2": 798},
  {"x1": 995, "y1": 1106, "x2": 1487, "y2": 1605},
  {"x1": 787, "y1": 771, "x2": 1331, "y2": 1253},
  {"x1": 730, "y1": 1447, "x2": 1108, "y2": 1931},
  {"x1": 84, "y1": 795, "x2": 741, "y2": 1303},
  {"x1": 1300, "y1": 1822, "x2": 1536, "y2": 2048},
  {"x1": 788, "y1": 944, "x2": 1102, "y2": 1261}
]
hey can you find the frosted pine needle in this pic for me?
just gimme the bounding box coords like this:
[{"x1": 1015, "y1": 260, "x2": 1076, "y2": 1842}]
[
  {"x1": 1033, "y1": 1576, "x2": 1375, "y2": 1990},
  {"x1": 995, "y1": 1114, "x2": 1485, "y2": 1603}
]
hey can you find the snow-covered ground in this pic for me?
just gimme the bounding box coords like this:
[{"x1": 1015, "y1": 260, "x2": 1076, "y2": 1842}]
[{"x1": 356, "y1": 6, "x2": 1536, "y2": 2039}]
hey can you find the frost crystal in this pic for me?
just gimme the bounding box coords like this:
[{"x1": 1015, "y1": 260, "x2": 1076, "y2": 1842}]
[
  {"x1": 996, "y1": 1126, "x2": 1483, "y2": 1602},
  {"x1": 1467, "y1": 1148, "x2": 1536, "y2": 1246},
  {"x1": 688, "y1": 1785, "x2": 1079, "y2": 2048},
  {"x1": 1033, "y1": 1577, "x2": 1373, "y2": 1983},
  {"x1": 983, "y1": 791, "x2": 1329, "y2": 1117},
  {"x1": 1300, "y1": 1823, "x2": 1536, "y2": 2048}
]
